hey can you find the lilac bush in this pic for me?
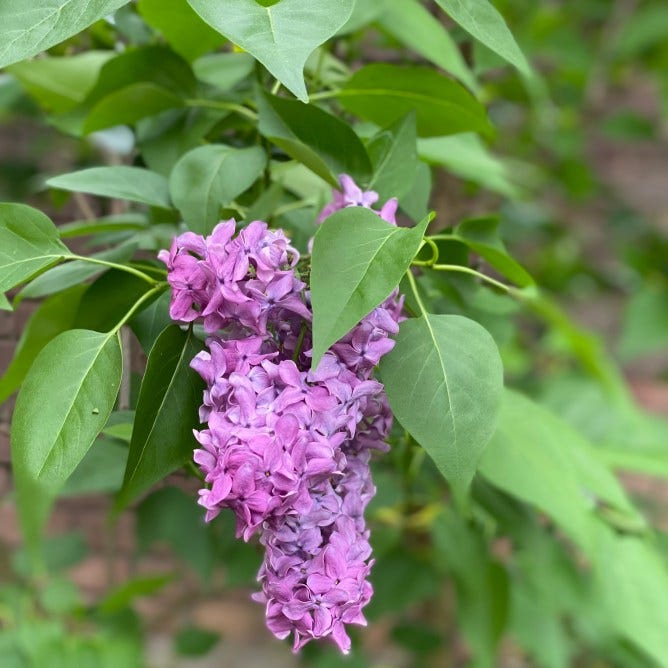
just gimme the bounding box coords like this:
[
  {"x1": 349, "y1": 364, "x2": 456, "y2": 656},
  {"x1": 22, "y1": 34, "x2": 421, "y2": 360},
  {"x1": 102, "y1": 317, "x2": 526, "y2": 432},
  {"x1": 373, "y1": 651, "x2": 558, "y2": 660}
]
[{"x1": 158, "y1": 176, "x2": 402, "y2": 653}]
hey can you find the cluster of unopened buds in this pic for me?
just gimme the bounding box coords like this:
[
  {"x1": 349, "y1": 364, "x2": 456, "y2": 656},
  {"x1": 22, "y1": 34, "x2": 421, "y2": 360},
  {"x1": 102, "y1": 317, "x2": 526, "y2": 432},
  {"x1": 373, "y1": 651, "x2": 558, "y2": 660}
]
[{"x1": 158, "y1": 175, "x2": 401, "y2": 653}]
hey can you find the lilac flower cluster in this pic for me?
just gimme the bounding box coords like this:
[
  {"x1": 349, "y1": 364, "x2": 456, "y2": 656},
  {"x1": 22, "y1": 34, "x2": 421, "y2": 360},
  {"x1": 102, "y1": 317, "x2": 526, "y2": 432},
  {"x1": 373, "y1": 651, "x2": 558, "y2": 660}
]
[{"x1": 158, "y1": 176, "x2": 402, "y2": 653}]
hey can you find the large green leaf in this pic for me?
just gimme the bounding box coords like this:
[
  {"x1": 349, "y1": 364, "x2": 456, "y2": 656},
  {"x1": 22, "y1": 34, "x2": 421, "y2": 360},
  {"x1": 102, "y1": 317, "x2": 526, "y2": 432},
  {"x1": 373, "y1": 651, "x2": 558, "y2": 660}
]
[
  {"x1": 377, "y1": 0, "x2": 478, "y2": 93},
  {"x1": 0, "y1": 285, "x2": 86, "y2": 403},
  {"x1": 0, "y1": 203, "x2": 72, "y2": 293},
  {"x1": 169, "y1": 144, "x2": 267, "y2": 234},
  {"x1": 116, "y1": 325, "x2": 203, "y2": 510},
  {"x1": 17, "y1": 241, "x2": 137, "y2": 301},
  {"x1": 380, "y1": 314, "x2": 503, "y2": 498},
  {"x1": 337, "y1": 64, "x2": 493, "y2": 137},
  {"x1": 479, "y1": 390, "x2": 643, "y2": 552},
  {"x1": 0, "y1": 0, "x2": 130, "y2": 69},
  {"x1": 47, "y1": 166, "x2": 171, "y2": 208},
  {"x1": 57, "y1": 46, "x2": 196, "y2": 135},
  {"x1": 84, "y1": 83, "x2": 185, "y2": 134},
  {"x1": 310, "y1": 208, "x2": 429, "y2": 368},
  {"x1": 450, "y1": 216, "x2": 534, "y2": 287},
  {"x1": 186, "y1": 0, "x2": 355, "y2": 101},
  {"x1": 11, "y1": 329, "x2": 122, "y2": 548},
  {"x1": 137, "y1": 0, "x2": 224, "y2": 61},
  {"x1": 434, "y1": 0, "x2": 531, "y2": 75},
  {"x1": 258, "y1": 91, "x2": 371, "y2": 187},
  {"x1": 7, "y1": 52, "x2": 112, "y2": 113},
  {"x1": 419, "y1": 133, "x2": 519, "y2": 198},
  {"x1": 366, "y1": 112, "x2": 418, "y2": 203}
]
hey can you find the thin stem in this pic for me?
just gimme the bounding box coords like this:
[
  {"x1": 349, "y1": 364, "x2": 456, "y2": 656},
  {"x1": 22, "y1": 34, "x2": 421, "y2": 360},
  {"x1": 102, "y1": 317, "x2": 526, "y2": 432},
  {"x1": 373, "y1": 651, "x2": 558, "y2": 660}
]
[
  {"x1": 292, "y1": 321, "x2": 308, "y2": 363},
  {"x1": 185, "y1": 98, "x2": 258, "y2": 121},
  {"x1": 428, "y1": 263, "x2": 514, "y2": 294},
  {"x1": 308, "y1": 90, "x2": 339, "y2": 101},
  {"x1": 405, "y1": 269, "x2": 428, "y2": 317},
  {"x1": 110, "y1": 284, "x2": 166, "y2": 335},
  {"x1": 412, "y1": 238, "x2": 440, "y2": 267},
  {"x1": 71, "y1": 255, "x2": 158, "y2": 285},
  {"x1": 270, "y1": 80, "x2": 281, "y2": 95},
  {"x1": 274, "y1": 199, "x2": 314, "y2": 217}
]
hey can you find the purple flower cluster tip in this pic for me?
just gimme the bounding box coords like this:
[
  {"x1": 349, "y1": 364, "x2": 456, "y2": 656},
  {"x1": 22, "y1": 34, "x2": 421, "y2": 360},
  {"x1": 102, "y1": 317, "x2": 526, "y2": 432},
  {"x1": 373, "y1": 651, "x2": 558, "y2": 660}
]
[{"x1": 159, "y1": 175, "x2": 402, "y2": 653}]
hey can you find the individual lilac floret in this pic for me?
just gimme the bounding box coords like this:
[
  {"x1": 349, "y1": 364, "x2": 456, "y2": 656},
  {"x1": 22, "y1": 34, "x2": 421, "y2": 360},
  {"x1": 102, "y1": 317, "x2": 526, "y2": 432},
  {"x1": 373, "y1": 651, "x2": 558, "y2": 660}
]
[{"x1": 317, "y1": 174, "x2": 398, "y2": 225}]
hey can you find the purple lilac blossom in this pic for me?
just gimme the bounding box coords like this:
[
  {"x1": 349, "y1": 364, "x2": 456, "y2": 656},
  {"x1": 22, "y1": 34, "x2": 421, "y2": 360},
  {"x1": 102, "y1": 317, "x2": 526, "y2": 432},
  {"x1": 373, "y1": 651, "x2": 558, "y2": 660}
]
[{"x1": 158, "y1": 176, "x2": 402, "y2": 654}]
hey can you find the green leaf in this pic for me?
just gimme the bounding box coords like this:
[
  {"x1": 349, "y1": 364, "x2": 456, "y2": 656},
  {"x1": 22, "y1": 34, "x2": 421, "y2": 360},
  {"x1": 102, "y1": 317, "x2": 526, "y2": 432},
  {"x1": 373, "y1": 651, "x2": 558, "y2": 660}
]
[
  {"x1": 380, "y1": 314, "x2": 503, "y2": 499},
  {"x1": 310, "y1": 209, "x2": 429, "y2": 368},
  {"x1": 434, "y1": 0, "x2": 531, "y2": 75},
  {"x1": 58, "y1": 213, "x2": 148, "y2": 239},
  {"x1": 138, "y1": 0, "x2": 224, "y2": 61},
  {"x1": 17, "y1": 241, "x2": 137, "y2": 301},
  {"x1": 7, "y1": 52, "x2": 112, "y2": 113},
  {"x1": 11, "y1": 329, "x2": 122, "y2": 549},
  {"x1": 450, "y1": 216, "x2": 534, "y2": 287},
  {"x1": 116, "y1": 326, "x2": 203, "y2": 510},
  {"x1": 377, "y1": 0, "x2": 478, "y2": 93},
  {"x1": 58, "y1": 46, "x2": 196, "y2": 135},
  {"x1": 84, "y1": 82, "x2": 185, "y2": 134},
  {"x1": 193, "y1": 52, "x2": 255, "y2": 90},
  {"x1": 61, "y1": 437, "x2": 128, "y2": 496},
  {"x1": 130, "y1": 291, "x2": 172, "y2": 354},
  {"x1": 47, "y1": 166, "x2": 171, "y2": 208},
  {"x1": 418, "y1": 133, "x2": 519, "y2": 198},
  {"x1": 74, "y1": 270, "x2": 159, "y2": 333},
  {"x1": 0, "y1": 285, "x2": 86, "y2": 403},
  {"x1": 138, "y1": 108, "x2": 225, "y2": 176},
  {"x1": 338, "y1": 64, "x2": 493, "y2": 137},
  {"x1": 366, "y1": 112, "x2": 418, "y2": 203},
  {"x1": 0, "y1": 203, "x2": 72, "y2": 293},
  {"x1": 136, "y1": 486, "x2": 214, "y2": 580},
  {"x1": 0, "y1": 0, "x2": 131, "y2": 69},
  {"x1": 169, "y1": 144, "x2": 267, "y2": 234},
  {"x1": 479, "y1": 390, "x2": 642, "y2": 553},
  {"x1": 400, "y1": 161, "x2": 432, "y2": 222},
  {"x1": 0, "y1": 293, "x2": 10, "y2": 310},
  {"x1": 186, "y1": 0, "x2": 355, "y2": 101},
  {"x1": 175, "y1": 627, "x2": 220, "y2": 657},
  {"x1": 258, "y1": 91, "x2": 371, "y2": 188}
]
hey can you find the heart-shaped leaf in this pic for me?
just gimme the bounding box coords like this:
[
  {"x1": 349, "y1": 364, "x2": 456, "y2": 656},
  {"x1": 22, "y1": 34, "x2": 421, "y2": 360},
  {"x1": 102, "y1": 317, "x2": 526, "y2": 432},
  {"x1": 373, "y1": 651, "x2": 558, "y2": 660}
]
[
  {"x1": 186, "y1": 0, "x2": 355, "y2": 101},
  {"x1": 0, "y1": 0, "x2": 130, "y2": 69},
  {"x1": 380, "y1": 313, "x2": 503, "y2": 500},
  {"x1": 310, "y1": 208, "x2": 430, "y2": 368},
  {"x1": 0, "y1": 203, "x2": 72, "y2": 293}
]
